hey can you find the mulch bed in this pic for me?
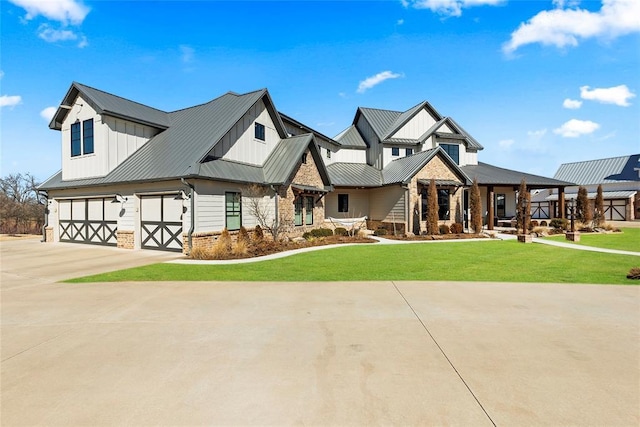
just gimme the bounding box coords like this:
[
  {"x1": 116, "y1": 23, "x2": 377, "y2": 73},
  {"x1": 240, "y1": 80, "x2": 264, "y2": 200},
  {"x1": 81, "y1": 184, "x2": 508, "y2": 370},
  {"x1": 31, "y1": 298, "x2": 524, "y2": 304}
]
[{"x1": 384, "y1": 233, "x2": 487, "y2": 241}]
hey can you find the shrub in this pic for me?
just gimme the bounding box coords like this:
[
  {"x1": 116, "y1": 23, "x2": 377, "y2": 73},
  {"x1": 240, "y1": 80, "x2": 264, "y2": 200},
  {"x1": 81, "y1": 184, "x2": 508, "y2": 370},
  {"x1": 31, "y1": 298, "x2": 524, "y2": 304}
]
[
  {"x1": 450, "y1": 222, "x2": 463, "y2": 234},
  {"x1": 217, "y1": 228, "x2": 232, "y2": 251},
  {"x1": 303, "y1": 228, "x2": 333, "y2": 240},
  {"x1": 189, "y1": 246, "x2": 212, "y2": 260},
  {"x1": 439, "y1": 224, "x2": 450, "y2": 234},
  {"x1": 334, "y1": 227, "x2": 348, "y2": 236},
  {"x1": 540, "y1": 220, "x2": 548, "y2": 227},
  {"x1": 232, "y1": 239, "x2": 248, "y2": 256},
  {"x1": 530, "y1": 220, "x2": 539, "y2": 227},
  {"x1": 238, "y1": 226, "x2": 250, "y2": 245},
  {"x1": 627, "y1": 267, "x2": 640, "y2": 280},
  {"x1": 253, "y1": 225, "x2": 264, "y2": 241},
  {"x1": 373, "y1": 228, "x2": 387, "y2": 236},
  {"x1": 550, "y1": 218, "x2": 568, "y2": 230}
]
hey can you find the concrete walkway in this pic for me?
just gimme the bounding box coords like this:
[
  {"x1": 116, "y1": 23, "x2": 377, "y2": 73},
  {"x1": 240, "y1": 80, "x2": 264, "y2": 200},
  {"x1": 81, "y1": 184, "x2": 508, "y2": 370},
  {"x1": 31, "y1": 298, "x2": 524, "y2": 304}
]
[
  {"x1": 497, "y1": 232, "x2": 640, "y2": 257},
  {"x1": 2, "y1": 239, "x2": 639, "y2": 426}
]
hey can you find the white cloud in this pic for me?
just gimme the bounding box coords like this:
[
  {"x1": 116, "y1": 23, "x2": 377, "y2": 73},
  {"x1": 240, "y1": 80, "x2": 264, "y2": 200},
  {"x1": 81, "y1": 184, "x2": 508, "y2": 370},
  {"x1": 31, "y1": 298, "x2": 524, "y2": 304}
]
[
  {"x1": 563, "y1": 98, "x2": 582, "y2": 109},
  {"x1": 553, "y1": 119, "x2": 600, "y2": 137},
  {"x1": 498, "y1": 139, "x2": 514, "y2": 149},
  {"x1": 397, "y1": 19, "x2": 405, "y2": 25},
  {"x1": 580, "y1": 84, "x2": 635, "y2": 106},
  {"x1": 357, "y1": 71, "x2": 403, "y2": 93},
  {"x1": 180, "y1": 45, "x2": 195, "y2": 63},
  {"x1": 402, "y1": 0, "x2": 504, "y2": 17},
  {"x1": 527, "y1": 128, "x2": 548, "y2": 139},
  {"x1": 503, "y1": 0, "x2": 640, "y2": 54},
  {"x1": 37, "y1": 24, "x2": 78, "y2": 42},
  {"x1": 8, "y1": 0, "x2": 89, "y2": 25},
  {"x1": 0, "y1": 95, "x2": 22, "y2": 108},
  {"x1": 78, "y1": 35, "x2": 88, "y2": 48},
  {"x1": 40, "y1": 106, "x2": 57, "y2": 121}
]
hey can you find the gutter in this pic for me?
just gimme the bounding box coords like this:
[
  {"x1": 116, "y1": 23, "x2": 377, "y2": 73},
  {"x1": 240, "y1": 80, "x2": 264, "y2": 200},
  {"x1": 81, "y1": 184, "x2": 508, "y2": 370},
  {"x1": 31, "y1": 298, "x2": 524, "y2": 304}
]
[
  {"x1": 38, "y1": 190, "x2": 48, "y2": 242},
  {"x1": 181, "y1": 178, "x2": 195, "y2": 254}
]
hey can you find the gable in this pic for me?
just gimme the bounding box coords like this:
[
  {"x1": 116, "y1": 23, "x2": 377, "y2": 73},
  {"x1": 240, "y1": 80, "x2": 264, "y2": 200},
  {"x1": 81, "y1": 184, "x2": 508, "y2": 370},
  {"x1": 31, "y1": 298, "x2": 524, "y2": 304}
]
[{"x1": 388, "y1": 108, "x2": 438, "y2": 140}]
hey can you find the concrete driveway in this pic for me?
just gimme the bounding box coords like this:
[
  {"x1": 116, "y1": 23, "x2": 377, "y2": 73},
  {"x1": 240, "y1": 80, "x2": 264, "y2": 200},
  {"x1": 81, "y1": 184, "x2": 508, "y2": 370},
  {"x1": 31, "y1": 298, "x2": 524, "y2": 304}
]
[{"x1": 1, "y1": 239, "x2": 639, "y2": 426}]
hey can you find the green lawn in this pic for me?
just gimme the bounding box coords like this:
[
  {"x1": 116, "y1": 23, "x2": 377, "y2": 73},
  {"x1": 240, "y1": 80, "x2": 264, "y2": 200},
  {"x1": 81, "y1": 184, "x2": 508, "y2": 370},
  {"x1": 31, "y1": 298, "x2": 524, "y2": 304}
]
[
  {"x1": 544, "y1": 228, "x2": 640, "y2": 252},
  {"x1": 67, "y1": 239, "x2": 639, "y2": 285}
]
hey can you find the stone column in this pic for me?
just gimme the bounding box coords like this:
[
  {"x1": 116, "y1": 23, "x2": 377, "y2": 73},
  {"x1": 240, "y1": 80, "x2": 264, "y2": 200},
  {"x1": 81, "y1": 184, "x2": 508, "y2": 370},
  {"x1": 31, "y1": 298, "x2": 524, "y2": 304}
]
[{"x1": 487, "y1": 185, "x2": 494, "y2": 230}]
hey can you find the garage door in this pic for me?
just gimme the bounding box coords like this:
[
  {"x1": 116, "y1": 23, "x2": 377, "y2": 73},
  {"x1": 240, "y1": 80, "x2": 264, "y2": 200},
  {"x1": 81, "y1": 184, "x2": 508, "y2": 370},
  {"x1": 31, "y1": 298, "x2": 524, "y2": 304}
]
[
  {"x1": 140, "y1": 194, "x2": 183, "y2": 252},
  {"x1": 604, "y1": 199, "x2": 627, "y2": 221},
  {"x1": 59, "y1": 198, "x2": 118, "y2": 246}
]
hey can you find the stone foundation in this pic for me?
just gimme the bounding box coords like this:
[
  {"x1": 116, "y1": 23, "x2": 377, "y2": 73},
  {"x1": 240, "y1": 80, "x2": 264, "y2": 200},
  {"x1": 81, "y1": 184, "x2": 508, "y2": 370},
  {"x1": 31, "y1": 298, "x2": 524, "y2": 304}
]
[
  {"x1": 117, "y1": 230, "x2": 135, "y2": 249},
  {"x1": 183, "y1": 229, "x2": 264, "y2": 254},
  {"x1": 517, "y1": 234, "x2": 532, "y2": 243},
  {"x1": 367, "y1": 220, "x2": 406, "y2": 236},
  {"x1": 565, "y1": 231, "x2": 580, "y2": 242},
  {"x1": 45, "y1": 227, "x2": 53, "y2": 243}
]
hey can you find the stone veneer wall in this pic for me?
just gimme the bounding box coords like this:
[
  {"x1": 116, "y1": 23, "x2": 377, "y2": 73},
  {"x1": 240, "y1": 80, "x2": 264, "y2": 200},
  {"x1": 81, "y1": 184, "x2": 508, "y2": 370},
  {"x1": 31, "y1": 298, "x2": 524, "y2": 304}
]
[
  {"x1": 45, "y1": 226, "x2": 53, "y2": 243},
  {"x1": 409, "y1": 154, "x2": 464, "y2": 234},
  {"x1": 183, "y1": 229, "x2": 257, "y2": 254},
  {"x1": 117, "y1": 230, "x2": 134, "y2": 249}
]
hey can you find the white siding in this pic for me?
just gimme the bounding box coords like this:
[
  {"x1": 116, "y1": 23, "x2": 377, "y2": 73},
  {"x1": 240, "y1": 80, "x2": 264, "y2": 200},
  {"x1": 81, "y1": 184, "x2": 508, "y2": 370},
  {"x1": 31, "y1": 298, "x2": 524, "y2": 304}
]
[
  {"x1": 213, "y1": 99, "x2": 279, "y2": 165},
  {"x1": 369, "y1": 186, "x2": 406, "y2": 222},
  {"x1": 105, "y1": 117, "x2": 158, "y2": 172},
  {"x1": 382, "y1": 146, "x2": 416, "y2": 168},
  {"x1": 332, "y1": 148, "x2": 367, "y2": 164},
  {"x1": 325, "y1": 189, "x2": 370, "y2": 219},
  {"x1": 389, "y1": 109, "x2": 437, "y2": 140}
]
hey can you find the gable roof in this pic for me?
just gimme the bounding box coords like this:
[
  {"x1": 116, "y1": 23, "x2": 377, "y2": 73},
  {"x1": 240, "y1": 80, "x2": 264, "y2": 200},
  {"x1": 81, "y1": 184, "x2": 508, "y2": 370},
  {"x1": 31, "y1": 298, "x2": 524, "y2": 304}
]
[
  {"x1": 383, "y1": 101, "x2": 443, "y2": 140},
  {"x1": 326, "y1": 163, "x2": 383, "y2": 187},
  {"x1": 49, "y1": 82, "x2": 171, "y2": 130},
  {"x1": 334, "y1": 125, "x2": 368, "y2": 148},
  {"x1": 553, "y1": 154, "x2": 640, "y2": 185},
  {"x1": 279, "y1": 112, "x2": 340, "y2": 147},
  {"x1": 263, "y1": 133, "x2": 331, "y2": 186},
  {"x1": 461, "y1": 162, "x2": 573, "y2": 188}
]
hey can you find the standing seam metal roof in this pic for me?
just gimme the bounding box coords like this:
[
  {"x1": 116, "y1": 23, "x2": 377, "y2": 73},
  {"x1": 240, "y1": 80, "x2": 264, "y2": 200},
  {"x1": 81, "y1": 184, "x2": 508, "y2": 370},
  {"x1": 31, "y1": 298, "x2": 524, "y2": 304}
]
[
  {"x1": 461, "y1": 162, "x2": 573, "y2": 187},
  {"x1": 334, "y1": 125, "x2": 368, "y2": 148},
  {"x1": 553, "y1": 154, "x2": 640, "y2": 185}
]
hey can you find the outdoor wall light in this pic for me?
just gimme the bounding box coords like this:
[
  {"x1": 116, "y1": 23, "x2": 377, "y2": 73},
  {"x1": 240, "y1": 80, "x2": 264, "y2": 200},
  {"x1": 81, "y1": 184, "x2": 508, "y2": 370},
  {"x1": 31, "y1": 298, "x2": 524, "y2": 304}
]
[{"x1": 111, "y1": 194, "x2": 128, "y2": 204}]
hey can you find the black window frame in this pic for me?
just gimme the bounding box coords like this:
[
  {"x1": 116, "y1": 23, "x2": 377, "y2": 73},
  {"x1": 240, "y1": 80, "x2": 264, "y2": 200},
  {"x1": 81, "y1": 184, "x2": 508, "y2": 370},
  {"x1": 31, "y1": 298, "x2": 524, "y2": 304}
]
[
  {"x1": 405, "y1": 148, "x2": 413, "y2": 156},
  {"x1": 326, "y1": 148, "x2": 331, "y2": 159},
  {"x1": 294, "y1": 197, "x2": 303, "y2": 226},
  {"x1": 440, "y1": 143, "x2": 460, "y2": 164},
  {"x1": 438, "y1": 189, "x2": 450, "y2": 220},
  {"x1": 301, "y1": 153, "x2": 308, "y2": 164},
  {"x1": 391, "y1": 147, "x2": 400, "y2": 156},
  {"x1": 338, "y1": 194, "x2": 349, "y2": 213},
  {"x1": 71, "y1": 122, "x2": 81, "y2": 157},
  {"x1": 305, "y1": 196, "x2": 314, "y2": 225},
  {"x1": 255, "y1": 123, "x2": 266, "y2": 141},
  {"x1": 225, "y1": 192, "x2": 242, "y2": 231},
  {"x1": 82, "y1": 119, "x2": 94, "y2": 155},
  {"x1": 496, "y1": 193, "x2": 506, "y2": 218}
]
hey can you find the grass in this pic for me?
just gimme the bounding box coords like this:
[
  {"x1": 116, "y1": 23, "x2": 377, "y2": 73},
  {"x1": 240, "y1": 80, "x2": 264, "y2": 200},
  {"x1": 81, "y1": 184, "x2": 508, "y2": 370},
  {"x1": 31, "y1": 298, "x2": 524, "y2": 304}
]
[
  {"x1": 544, "y1": 227, "x2": 640, "y2": 252},
  {"x1": 67, "y1": 239, "x2": 639, "y2": 285}
]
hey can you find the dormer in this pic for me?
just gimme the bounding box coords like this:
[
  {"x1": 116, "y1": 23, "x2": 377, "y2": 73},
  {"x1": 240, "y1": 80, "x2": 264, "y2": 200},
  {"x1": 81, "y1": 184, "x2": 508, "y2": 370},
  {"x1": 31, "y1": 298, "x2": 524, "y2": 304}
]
[{"x1": 50, "y1": 82, "x2": 168, "y2": 181}]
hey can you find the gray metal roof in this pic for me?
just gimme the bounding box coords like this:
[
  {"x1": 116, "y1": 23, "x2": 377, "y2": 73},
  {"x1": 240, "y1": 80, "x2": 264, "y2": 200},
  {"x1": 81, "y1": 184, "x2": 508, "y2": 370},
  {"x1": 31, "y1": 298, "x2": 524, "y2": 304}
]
[
  {"x1": 326, "y1": 163, "x2": 383, "y2": 187},
  {"x1": 383, "y1": 138, "x2": 420, "y2": 145},
  {"x1": 545, "y1": 190, "x2": 637, "y2": 201},
  {"x1": 49, "y1": 82, "x2": 170, "y2": 130},
  {"x1": 357, "y1": 107, "x2": 402, "y2": 140},
  {"x1": 279, "y1": 112, "x2": 340, "y2": 147},
  {"x1": 383, "y1": 147, "x2": 470, "y2": 185},
  {"x1": 383, "y1": 101, "x2": 431, "y2": 139},
  {"x1": 461, "y1": 162, "x2": 573, "y2": 187},
  {"x1": 334, "y1": 125, "x2": 368, "y2": 148},
  {"x1": 418, "y1": 179, "x2": 464, "y2": 187},
  {"x1": 553, "y1": 154, "x2": 640, "y2": 185},
  {"x1": 444, "y1": 118, "x2": 483, "y2": 150},
  {"x1": 198, "y1": 159, "x2": 264, "y2": 184}
]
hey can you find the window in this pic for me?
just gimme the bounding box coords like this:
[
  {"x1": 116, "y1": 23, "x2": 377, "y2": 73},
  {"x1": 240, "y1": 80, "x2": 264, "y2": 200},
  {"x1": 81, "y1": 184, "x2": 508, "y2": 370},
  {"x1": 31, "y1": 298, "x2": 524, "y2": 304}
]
[
  {"x1": 83, "y1": 119, "x2": 94, "y2": 154},
  {"x1": 338, "y1": 194, "x2": 349, "y2": 213},
  {"x1": 302, "y1": 153, "x2": 308, "y2": 164},
  {"x1": 496, "y1": 194, "x2": 506, "y2": 218},
  {"x1": 225, "y1": 192, "x2": 242, "y2": 230},
  {"x1": 294, "y1": 197, "x2": 303, "y2": 226},
  {"x1": 405, "y1": 148, "x2": 413, "y2": 156},
  {"x1": 438, "y1": 189, "x2": 450, "y2": 220},
  {"x1": 391, "y1": 147, "x2": 399, "y2": 156},
  {"x1": 71, "y1": 122, "x2": 81, "y2": 157},
  {"x1": 326, "y1": 148, "x2": 331, "y2": 159},
  {"x1": 440, "y1": 144, "x2": 459, "y2": 164},
  {"x1": 255, "y1": 123, "x2": 265, "y2": 141},
  {"x1": 305, "y1": 196, "x2": 314, "y2": 225}
]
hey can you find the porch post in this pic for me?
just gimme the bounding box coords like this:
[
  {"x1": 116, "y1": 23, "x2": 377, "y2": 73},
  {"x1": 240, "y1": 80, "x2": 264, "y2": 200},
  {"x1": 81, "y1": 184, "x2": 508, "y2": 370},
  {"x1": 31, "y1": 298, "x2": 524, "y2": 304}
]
[
  {"x1": 558, "y1": 187, "x2": 565, "y2": 219},
  {"x1": 487, "y1": 185, "x2": 494, "y2": 230}
]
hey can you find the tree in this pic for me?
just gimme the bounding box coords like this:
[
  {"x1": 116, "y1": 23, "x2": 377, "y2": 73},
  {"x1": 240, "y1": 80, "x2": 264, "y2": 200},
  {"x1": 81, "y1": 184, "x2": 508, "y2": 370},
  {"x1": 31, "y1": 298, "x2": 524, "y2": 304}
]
[
  {"x1": 594, "y1": 184, "x2": 605, "y2": 227},
  {"x1": 0, "y1": 173, "x2": 45, "y2": 234},
  {"x1": 576, "y1": 186, "x2": 592, "y2": 224},
  {"x1": 470, "y1": 178, "x2": 482, "y2": 233},
  {"x1": 425, "y1": 178, "x2": 439, "y2": 235},
  {"x1": 516, "y1": 179, "x2": 529, "y2": 233},
  {"x1": 243, "y1": 184, "x2": 291, "y2": 241}
]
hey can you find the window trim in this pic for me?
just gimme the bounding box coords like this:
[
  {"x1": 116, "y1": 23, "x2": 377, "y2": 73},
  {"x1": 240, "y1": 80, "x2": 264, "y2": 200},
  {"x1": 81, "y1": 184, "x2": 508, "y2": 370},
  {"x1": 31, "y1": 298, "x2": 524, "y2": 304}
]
[
  {"x1": 294, "y1": 197, "x2": 303, "y2": 226},
  {"x1": 440, "y1": 143, "x2": 460, "y2": 164},
  {"x1": 254, "y1": 123, "x2": 266, "y2": 141},
  {"x1": 82, "y1": 119, "x2": 94, "y2": 155},
  {"x1": 405, "y1": 148, "x2": 413, "y2": 156},
  {"x1": 71, "y1": 122, "x2": 81, "y2": 157},
  {"x1": 338, "y1": 194, "x2": 349, "y2": 213},
  {"x1": 391, "y1": 147, "x2": 400, "y2": 156},
  {"x1": 438, "y1": 189, "x2": 450, "y2": 220},
  {"x1": 305, "y1": 196, "x2": 314, "y2": 225},
  {"x1": 225, "y1": 192, "x2": 242, "y2": 231}
]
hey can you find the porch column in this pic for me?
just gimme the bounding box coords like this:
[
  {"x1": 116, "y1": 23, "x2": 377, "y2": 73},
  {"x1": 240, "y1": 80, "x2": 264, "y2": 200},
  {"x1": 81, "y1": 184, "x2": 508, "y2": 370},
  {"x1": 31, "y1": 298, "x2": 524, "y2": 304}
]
[
  {"x1": 487, "y1": 185, "x2": 494, "y2": 230},
  {"x1": 558, "y1": 187, "x2": 565, "y2": 219}
]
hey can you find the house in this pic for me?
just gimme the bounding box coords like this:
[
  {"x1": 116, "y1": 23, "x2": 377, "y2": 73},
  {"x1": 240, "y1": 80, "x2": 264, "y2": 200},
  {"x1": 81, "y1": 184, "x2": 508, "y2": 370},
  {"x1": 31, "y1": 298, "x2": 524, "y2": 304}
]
[
  {"x1": 531, "y1": 154, "x2": 640, "y2": 221},
  {"x1": 40, "y1": 82, "x2": 571, "y2": 253},
  {"x1": 40, "y1": 83, "x2": 332, "y2": 252}
]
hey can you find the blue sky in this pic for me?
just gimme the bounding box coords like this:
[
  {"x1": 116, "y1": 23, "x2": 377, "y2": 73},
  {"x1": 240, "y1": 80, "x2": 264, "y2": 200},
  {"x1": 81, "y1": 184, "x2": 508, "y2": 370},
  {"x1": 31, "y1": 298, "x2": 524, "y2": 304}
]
[{"x1": 1, "y1": 0, "x2": 638, "y2": 183}]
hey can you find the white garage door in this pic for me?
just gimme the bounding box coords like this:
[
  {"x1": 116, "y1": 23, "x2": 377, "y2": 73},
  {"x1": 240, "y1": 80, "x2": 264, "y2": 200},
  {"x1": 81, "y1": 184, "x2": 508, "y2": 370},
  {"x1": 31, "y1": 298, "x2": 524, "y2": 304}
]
[
  {"x1": 140, "y1": 194, "x2": 184, "y2": 252},
  {"x1": 58, "y1": 198, "x2": 118, "y2": 246},
  {"x1": 605, "y1": 199, "x2": 627, "y2": 221}
]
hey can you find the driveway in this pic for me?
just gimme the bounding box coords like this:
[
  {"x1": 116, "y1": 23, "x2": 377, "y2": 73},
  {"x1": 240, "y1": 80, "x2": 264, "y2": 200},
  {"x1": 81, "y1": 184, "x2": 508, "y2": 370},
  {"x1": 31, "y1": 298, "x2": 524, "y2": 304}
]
[{"x1": 2, "y1": 239, "x2": 639, "y2": 426}]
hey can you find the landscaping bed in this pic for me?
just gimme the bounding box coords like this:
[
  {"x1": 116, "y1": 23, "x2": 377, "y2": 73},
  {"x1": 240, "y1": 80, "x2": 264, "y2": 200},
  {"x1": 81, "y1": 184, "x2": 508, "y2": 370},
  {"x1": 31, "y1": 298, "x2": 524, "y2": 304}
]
[{"x1": 384, "y1": 233, "x2": 487, "y2": 241}]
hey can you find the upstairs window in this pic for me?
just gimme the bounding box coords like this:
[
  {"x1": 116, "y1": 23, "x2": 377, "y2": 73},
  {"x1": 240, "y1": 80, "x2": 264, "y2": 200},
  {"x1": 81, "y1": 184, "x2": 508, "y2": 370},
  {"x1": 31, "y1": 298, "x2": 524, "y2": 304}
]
[
  {"x1": 326, "y1": 148, "x2": 331, "y2": 159},
  {"x1": 338, "y1": 194, "x2": 349, "y2": 213},
  {"x1": 440, "y1": 143, "x2": 459, "y2": 164},
  {"x1": 391, "y1": 147, "x2": 399, "y2": 156},
  {"x1": 255, "y1": 123, "x2": 265, "y2": 141},
  {"x1": 405, "y1": 148, "x2": 413, "y2": 156},
  {"x1": 83, "y1": 119, "x2": 94, "y2": 154},
  {"x1": 71, "y1": 122, "x2": 81, "y2": 157}
]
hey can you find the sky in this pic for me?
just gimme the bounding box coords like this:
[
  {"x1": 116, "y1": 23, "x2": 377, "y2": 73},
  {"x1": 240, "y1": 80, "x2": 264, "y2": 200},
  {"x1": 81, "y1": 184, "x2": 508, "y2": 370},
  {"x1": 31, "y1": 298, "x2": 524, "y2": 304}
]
[{"x1": 1, "y1": 0, "x2": 639, "y2": 183}]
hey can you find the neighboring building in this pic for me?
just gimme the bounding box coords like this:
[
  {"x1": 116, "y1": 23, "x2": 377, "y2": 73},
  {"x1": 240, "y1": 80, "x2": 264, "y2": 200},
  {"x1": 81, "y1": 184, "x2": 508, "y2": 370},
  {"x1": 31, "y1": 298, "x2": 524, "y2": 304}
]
[
  {"x1": 40, "y1": 82, "x2": 571, "y2": 252},
  {"x1": 532, "y1": 154, "x2": 640, "y2": 221}
]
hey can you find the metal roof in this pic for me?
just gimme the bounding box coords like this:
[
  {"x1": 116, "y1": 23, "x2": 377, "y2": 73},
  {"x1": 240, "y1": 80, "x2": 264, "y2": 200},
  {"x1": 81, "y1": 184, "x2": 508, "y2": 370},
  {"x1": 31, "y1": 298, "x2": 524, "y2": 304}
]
[
  {"x1": 356, "y1": 107, "x2": 402, "y2": 140},
  {"x1": 418, "y1": 179, "x2": 465, "y2": 187},
  {"x1": 383, "y1": 101, "x2": 440, "y2": 139},
  {"x1": 383, "y1": 138, "x2": 420, "y2": 145},
  {"x1": 553, "y1": 154, "x2": 640, "y2": 185},
  {"x1": 326, "y1": 163, "x2": 383, "y2": 187},
  {"x1": 383, "y1": 147, "x2": 470, "y2": 185},
  {"x1": 49, "y1": 82, "x2": 170, "y2": 130},
  {"x1": 461, "y1": 162, "x2": 573, "y2": 187},
  {"x1": 279, "y1": 112, "x2": 340, "y2": 147},
  {"x1": 334, "y1": 125, "x2": 368, "y2": 148},
  {"x1": 263, "y1": 133, "x2": 332, "y2": 187},
  {"x1": 198, "y1": 159, "x2": 264, "y2": 184},
  {"x1": 545, "y1": 190, "x2": 637, "y2": 201}
]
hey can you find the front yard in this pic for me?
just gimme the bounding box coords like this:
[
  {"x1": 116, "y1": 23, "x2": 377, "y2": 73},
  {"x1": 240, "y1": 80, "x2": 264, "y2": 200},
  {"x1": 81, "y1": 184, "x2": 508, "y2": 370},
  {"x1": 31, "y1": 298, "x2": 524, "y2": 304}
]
[
  {"x1": 543, "y1": 227, "x2": 640, "y2": 252},
  {"x1": 68, "y1": 238, "x2": 639, "y2": 285}
]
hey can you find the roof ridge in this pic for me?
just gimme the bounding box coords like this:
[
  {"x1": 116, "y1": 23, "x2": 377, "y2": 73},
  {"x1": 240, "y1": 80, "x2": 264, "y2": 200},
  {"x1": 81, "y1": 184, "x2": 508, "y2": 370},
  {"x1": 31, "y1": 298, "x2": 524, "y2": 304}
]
[
  {"x1": 359, "y1": 106, "x2": 403, "y2": 114},
  {"x1": 559, "y1": 154, "x2": 638, "y2": 167},
  {"x1": 73, "y1": 81, "x2": 168, "y2": 114},
  {"x1": 168, "y1": 89, "x2": 266, "y2": 114}
]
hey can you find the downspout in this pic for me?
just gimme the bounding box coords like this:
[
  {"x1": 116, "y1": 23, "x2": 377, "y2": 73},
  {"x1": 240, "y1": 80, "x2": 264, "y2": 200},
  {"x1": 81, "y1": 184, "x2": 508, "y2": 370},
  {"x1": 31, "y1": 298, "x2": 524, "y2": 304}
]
[
  {"x1": 270, "y1": 185, "x2": 279, "y2": 231},
  {"x1": 181, "y1": 178, "x2": 195, "y2": 254},
  {"x1": 39, "y1": 190, "x2": 48, "y2": 242}
]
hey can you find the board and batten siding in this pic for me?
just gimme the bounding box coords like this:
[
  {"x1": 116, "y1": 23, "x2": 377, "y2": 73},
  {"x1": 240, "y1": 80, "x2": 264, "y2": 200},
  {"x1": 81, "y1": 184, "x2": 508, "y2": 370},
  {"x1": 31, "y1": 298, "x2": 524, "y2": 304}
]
[
  {"x1": 369, "y1": 186, "x2": 406, "y2": 222},
  {"x1": 333, "y1": 148, "x2": 367, "y2": 164},
  {"x1": 211, "y1": 99, "x2": 279, "y2": 166},
  {"x1": 389, "y1": 109, "x2": 437, "y2": 140},
  {"x1": 105, "y1": 117, "x2": 159, "y2": 172}
]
